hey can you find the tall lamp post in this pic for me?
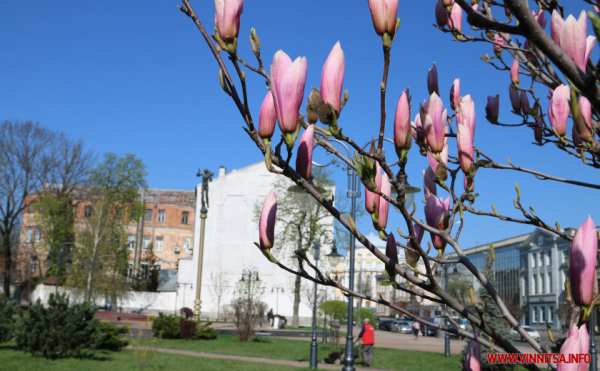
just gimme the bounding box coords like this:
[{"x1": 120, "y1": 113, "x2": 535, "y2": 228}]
[
  {"x1": 310, "y1": 137, "x2": 418, "y2": 371},
  {"x1": 309, "y1": 241, "x2": 321, "y2": 369},
  {"x1": 325, "y1": 241, "x2": 343, "y2": 344},
  {"x1": 240, "y1": 269, "x2": 260, "y2": 300},
  {"x1": 272, "y1": 286, "x2": 284, "y2": 314},
  {"x1": 194, "y1": 168, "x2": 214, "y2": 321}
]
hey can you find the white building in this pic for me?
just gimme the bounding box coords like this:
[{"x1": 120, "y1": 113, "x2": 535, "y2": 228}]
[{"x1": 178, "y1": 161, "x2": 335, "y2": 326}]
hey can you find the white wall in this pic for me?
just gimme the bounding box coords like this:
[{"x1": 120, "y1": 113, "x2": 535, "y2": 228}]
[{"x1": 181, "y1": 162, "x2": 335, "y2": 325}]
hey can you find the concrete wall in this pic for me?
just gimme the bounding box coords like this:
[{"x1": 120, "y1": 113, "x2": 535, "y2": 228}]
[{"x1": 30, "y1": 284, "x2": 177, "y2": 316}]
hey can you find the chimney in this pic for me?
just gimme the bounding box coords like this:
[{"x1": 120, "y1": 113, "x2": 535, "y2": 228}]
[{"x1": 219, "y1": 166, "x2": 226, "y2": 178}]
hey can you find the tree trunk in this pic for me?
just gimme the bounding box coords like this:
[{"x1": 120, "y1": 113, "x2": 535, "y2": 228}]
[
  {"x1": 292, "y1": 274, "x2": 301, "y2": 328},
  {"x1": 2, "y1": 231, "x2": 11, "y2": 299}
]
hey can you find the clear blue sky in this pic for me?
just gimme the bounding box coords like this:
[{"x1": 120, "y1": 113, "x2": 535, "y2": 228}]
[{"x1": 1, "y1": 1, "x2": 597, "y2": 252}]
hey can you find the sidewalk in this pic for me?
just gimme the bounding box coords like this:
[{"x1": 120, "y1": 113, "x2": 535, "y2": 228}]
[{"x1": 131, "y1": 346, "x2": 394, "y2": 371}]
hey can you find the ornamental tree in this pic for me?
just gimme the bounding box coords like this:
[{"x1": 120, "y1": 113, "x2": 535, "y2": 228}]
[{"x1": 178, "y1": 1, "x2": 600, "y2": 370}]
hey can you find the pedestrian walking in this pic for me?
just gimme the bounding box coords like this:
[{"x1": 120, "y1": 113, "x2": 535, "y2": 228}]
[
  {"x1": 412, "y1": 321, "x2": 420, "y2": 340},
  {"x1": 357, "y1": 318, "x2": 375, "y2": 367},
  {"x1": 267, "y1": 308, "x2": 274, "y2": 327}
]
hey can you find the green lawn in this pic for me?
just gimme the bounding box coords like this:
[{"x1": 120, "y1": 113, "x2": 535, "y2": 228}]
[{"x1": 0, "y1": 343, "x2": 309, "y2": 371}]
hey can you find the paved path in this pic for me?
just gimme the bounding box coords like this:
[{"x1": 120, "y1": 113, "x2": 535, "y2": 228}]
[{"x1": 127, "y1": 346, "x2": 393, "y2": 371}]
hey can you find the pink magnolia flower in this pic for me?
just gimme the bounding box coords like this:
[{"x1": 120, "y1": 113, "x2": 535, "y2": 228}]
[
  {"x1": 533, "y1": 10, "x2": 547, "y2": 29},
  {"x1": 320, "y1": 42, "x2": 345, "y2": 115},
  {"x1": 503, "y1": 0, "x2": 511, "y2": 17},
  {"x1": 296, "y1": 125, "x2": 314, "y2": 180},
  {"x1": 270, "y1": 51, "x2": 308, "y2": 135},
  {"x1": 368, "y1": 0, "x2": 399, "y2": 36},
  {"x1": 509, "y1": 84, "x2": 521, "y2": 113},
  {"x1": 423, "y1": 166, "x2": 437, "y2": 200},
  {"x1": 573, "y1": 124, "x2": 584, "y2": 146},
  {"x1": 472, "y1": 4, "x2": 478, "y2": 11},
  {"x1": 385, "y1": 233, "x2": 398, "y2": 277},
  {"x1": 457, "y1": 119, "x2": 474, "y2": 175},
  {"x1": 510, "y1": 59, "x2": 520, "y2": 85},
  {"x1": 365, "y1": 162, "x2": 382, "y2": 214},
  {"x1": 447, "y1": 3, "x2": 463, "y2": 34},
  {"x1": 442, "y1": 0, "x2": 453, "y2": 5},
  {"x1": 258, "y1": 92, "x2": 277, "y2": 140},
  {"x1": 576, "y1": 96, "x2": 595, "y2": 143},
  {"x1": 464, "y1": 339, "x2": 481, "y2": 371},
  {"x1": 450, "y1": 79, "x2": 460, "y2": 111},
  {"x1": 570, "y1": 216, "x2": 598, "y2": 307},
  {"x1": 214, "y1": 0, "x2": 244, "y2": 43},
  {"x1": 520, "y1": 91, "x2": 529, "y2": 115},
  {"x1": 457, "y1": 94, "x2": 476, "y2": 138},
  {"x1": 422, "y1": 92, "x2": 447, "y2": 153},
  {"x1": 410, "y1": 224, "x2": 425, "y2": 246},
  {"x1": 394, "y1": 90, "x2": 412, "y2": 150},
  {"x1": 557, "y1": 324, "x2": 589, "y2": 371},
  {"x1": 427, "y1": 63, "x2": 439, "y2": 96},
  {"x1": 435, "y1": 1, "x2": 448, "y2": 27},
  {"x1": 412, "y1": 112, "x2": 426, "y2": 146},
  {"x1": 378, "y1": 172, "x2": 391, "y2": 230},
  {"x1": 493, "y1": 33, "x2": 505, "y2": 56},
  {"x1": 551, "y1": 10, "x2": 596, "y2": 71},
  {"x1": 486, "y1": 95, "x2": 499, "y2": 122},
  {"x1": 424, "y1": 195, "x2": 451, "y2": 250},
  {"x1": 427, "y1": 136, "x2": 448, "y2": 177},
  {"x1": 259, "y1": 190, "x2": 277, "y2": 250},
  {"x1": 548, "y1": 84, "x2": 571, "y2": 137}
]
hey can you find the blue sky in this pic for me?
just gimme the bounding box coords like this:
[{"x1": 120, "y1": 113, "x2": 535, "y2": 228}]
[{"x1": 1, "y1": 1, "x2": 598, "y2": 252}]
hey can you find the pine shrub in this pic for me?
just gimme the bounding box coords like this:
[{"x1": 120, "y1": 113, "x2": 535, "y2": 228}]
[
  {"x1": 97, "y1": 322, "x2": 129, "y2": 350},
  {"x1": 192, "y1": 321, "x2": 218, "y2": 340},
  {"x1": 13, "y1": 293, "x2": 103, "y2": 359},
  {"x1": 0, "y1": 300, "x2": 20, "y2": 343},
  {"x1": 152, "y1": 312, "x2": 183, "y2": 339}
]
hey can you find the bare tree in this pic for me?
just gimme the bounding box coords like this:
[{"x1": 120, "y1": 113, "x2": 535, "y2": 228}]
[
  {"x1": 209, "y1": 269, "x2": 231, "y2": 321},
  {"x1": 0, "y1": 121, "x2": 54, "y2": 298}
]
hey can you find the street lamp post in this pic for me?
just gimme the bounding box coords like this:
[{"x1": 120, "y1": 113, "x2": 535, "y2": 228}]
[
  {"x1": 310, "y1": 137, "x2": 418, "y2": 371},
  {"x1": 272, "y1": 287, "x2": 284, "y2": 314},
  {"x1": 240, "y1": 269, "x2": 260, "y2": 300},
  {"x1": 194, "y1": 168, "x2": 214, "y2": 321},
  {"x1": 310, "y1": 242, "x2": 321, "y2": 369},
  {"x1": 443, "y1": 264, "x2": 450, "y2": 357}
]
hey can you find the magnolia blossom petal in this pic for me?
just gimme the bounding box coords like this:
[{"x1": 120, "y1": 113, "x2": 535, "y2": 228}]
[{"x1": 259, "y1": 190, "x2": 277, "y2": 249}]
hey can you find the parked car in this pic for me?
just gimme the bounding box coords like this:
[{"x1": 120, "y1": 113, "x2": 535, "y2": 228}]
[
  {"x1": 447, "y1": 323, "x2": 464, "y2": 340},
  {"x1": 391, "y1": 320, "x2": 413, "y2": 334},
  {"x1": 378, "y1": 320, "x2": 394, "y2": 331},
  {"x1": 510, "y1": 326, "x2": 541, "y2": 342},
  {"x1": 422, "y1": 318, "x2": 438, "y2": 337}
]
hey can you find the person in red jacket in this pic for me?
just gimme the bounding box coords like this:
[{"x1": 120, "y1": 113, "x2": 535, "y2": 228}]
[{"x1": 357, "y1": 318, "x2": 375, "y2": 367}]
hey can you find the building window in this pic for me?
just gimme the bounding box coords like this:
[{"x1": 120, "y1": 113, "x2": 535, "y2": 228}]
[
  {"x1": 541, "y1": 273, "x2": 546, "y2": 293},
  {"x1": 145, "y1": 209, "x2": 153, "y2": 222},
  {"x1": 25, "y1": 227, "x2": 32, "y2": 243},
  {"x1": 546, "y1": 251, "x2": 551, "y2": 266},
  {"x1": 29, "y1": 202, "x2": 35, "y2": 213},
  {"x1": 531, "y1": 253, "x2": 537, "y2": 268},
  {"x1": 35, "y1": 227, "x2": 41, "y2": 242},
  {"x1": 538, "y1": 253, "x2": 543, "y2": 267},
  {"x1": 140, "y1": 262, "x2": 149, "y2": 278},
  {"x1": 142, "y1": 236, "x2": 151, "y2": 251},
  {"x1": 531, "y1": 306, "x2": 537, "y2": 323},
  {"x1": 533, "y1": 274, "x2": 538, "y2": 295},
  {"x1": 84, "y1": 206, "x2": 92, "y2": 219},
  {"x1": 128, "y1": 235, "x2": 135, "y2": 250},
  {"x1": 357, "y1": 262, "x2": 362, "y2": 270},
  {"x1": 153, "y1": 262, "x2": 162, "y2": 271},
  {"x1": 30, "y1": 258, "x2": 36, "y2": 273},
  {"x1": 377, "y1": 262, "x2": 382, "y2": 271},
  {"x1": 127, "y1": 262, "x2": 134, "y2": 278},
  {"x1": 547, "y1": 272, "x2": 552, "y2": 293},
  {"x1": 540, "y1": 306, "x2": 545, "y2": 322},
  {"x1": 562, "y1": 250, "x2": 568, "y2": 264},
  {"x1": 366, "y1": 262, "x2": 372, "y2": 270},
  {"x1": 183, "y1": 237, "x2": 191, "y2": 253},
  {"x1": 157, "y1": 210, "x2": 165, "y2": 223},
  {"x1": 115, "y1": 208, "x2": 122, "y2": 220},
  {"x1": 182, "y1": 211, "x2": 189, "y2": 224},
  {"x1": 548, "y1": 306, "x2": 554, "y2": 323},
  {"x1": 73, "y1": 205, "x2": 78, "y2": 216},
  {"x1": 155, "y1": 236, "x2": 163, "y2": 252}
]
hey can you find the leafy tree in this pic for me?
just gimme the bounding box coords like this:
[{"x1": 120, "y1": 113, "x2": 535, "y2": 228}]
[
  {"x1": 320, "y1": 300, "x2": 347, "y2": 350},
  {"x1": 69, "y1": 153, "x2": 147, "y2": 303},
  {"x1": 14, "y1": 293, "x2": 103, "y2": 359},
  {"x1": 152, "y1": 312, "x2": 183, "y2": 339},
  {"x1": 209, "y1": 269, "x2": 231, "y2": 321}
]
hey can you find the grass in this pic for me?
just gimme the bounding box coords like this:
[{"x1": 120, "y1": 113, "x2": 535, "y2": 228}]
[{"x1": 0, "y1": 343, "x2": 309, "y2": 371}]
